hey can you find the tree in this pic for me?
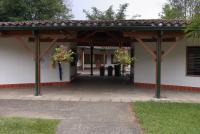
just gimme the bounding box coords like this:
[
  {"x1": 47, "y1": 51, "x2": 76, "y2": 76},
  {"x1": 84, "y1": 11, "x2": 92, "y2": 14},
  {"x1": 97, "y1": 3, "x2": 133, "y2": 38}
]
[
  {"x1": 160, "y1": 4, "x2": 184, "y2": 19},
  {"x1": 160, "y1": 0, "x2": 200, "y2": 19},
  {"x1": 83, "y1": 3, "x2": 129, "y2": 20},
  {"x1": 185, "y1": 7, "x2": 200, "y2": 40},
  {"x1": 0, "y1": 0, "x2": 73, "y2": 21}
]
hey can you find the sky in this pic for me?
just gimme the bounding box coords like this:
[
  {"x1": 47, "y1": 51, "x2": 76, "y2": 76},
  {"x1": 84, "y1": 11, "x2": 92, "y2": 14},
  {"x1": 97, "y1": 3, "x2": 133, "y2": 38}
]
[{"x1": 68, "y1": 0, "x2": 168, "y2": 20}]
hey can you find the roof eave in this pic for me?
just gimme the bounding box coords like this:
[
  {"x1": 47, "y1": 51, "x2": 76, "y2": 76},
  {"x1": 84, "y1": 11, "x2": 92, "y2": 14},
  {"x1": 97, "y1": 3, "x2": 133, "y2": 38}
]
[{"x1": 0, "y1": 26, "x2": 186, "y2": 31}]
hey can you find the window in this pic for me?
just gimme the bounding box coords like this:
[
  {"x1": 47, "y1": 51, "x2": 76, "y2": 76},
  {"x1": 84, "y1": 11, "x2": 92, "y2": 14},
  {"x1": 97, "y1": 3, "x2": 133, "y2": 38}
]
[
  {"x1": 111, "y1": 54, "x2": 114, "y2": 64},
  {"x1": 84, "y1": 54, "x2": 91, "y2": 64},
  {"x1": 84, "y1": 54, "x2": 107, "y2": 64},
  {"x1": 186, "y1": 46, "x2": 200, "y2": 76},
  {"x1": 111, "y1": 54, "x2": 117, "y2": 64},
  {"x1": 94, "y1": 54, "x2": 104, "y2": 64}
]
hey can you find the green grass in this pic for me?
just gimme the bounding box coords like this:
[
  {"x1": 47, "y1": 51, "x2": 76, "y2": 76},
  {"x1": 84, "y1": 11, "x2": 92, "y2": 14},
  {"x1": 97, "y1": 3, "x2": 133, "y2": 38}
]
[
  {"x1": 133, "y1": 101, "x2": 200, "y2": 134},
  {"x1": 0, "y1": 117, "x2": 60, "y2": 134}
]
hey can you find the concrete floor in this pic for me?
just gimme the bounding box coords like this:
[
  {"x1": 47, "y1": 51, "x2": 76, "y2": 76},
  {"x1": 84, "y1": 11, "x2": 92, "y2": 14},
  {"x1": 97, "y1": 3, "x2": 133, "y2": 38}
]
[
  {"x1": 0, "y1": 100, "x2": 141, "y2": 134},
  {"x1": 0, "y1": 75, "x2": 200, "y2": 103}
]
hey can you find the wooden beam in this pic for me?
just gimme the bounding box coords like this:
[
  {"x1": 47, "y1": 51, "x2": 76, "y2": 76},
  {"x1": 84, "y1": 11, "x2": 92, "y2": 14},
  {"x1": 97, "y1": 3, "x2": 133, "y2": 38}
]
[
  {"x1": 134, "y1": 35, "x2": 156, "y2": 60},
  {"x1": 103, "y1": 51, "x2": 106, "y2": 66},
  {"x1": 28, "y1": 37, "x2": 176, "y2": 43},
  {"x1": 15, "y1": 36, "x2": 34, "y2": 57},
  {"x1": 90, "y1": 45, "x2": 94, "y2": 76},
  {"x1": 124, "y1": 31, "x2": 184, "y2": 38},
  {"x1": 61, "y1": 30, "x2": 74, "y2": 37},
  {"x1": 0, "y1": 30, "x2": 75, "y2": 38},
  {"x1": 106, "y1": 32, "x2": 119, "y2": 40},
  {"x1": 130, "y1": 43, "x2": 135, "y2": 83},
  {"x1": 39, "y1": 35, "x2": 65, "y2": 39},
  {"x1": 82, "y1": 48, "x2": 85, "y2": 71},
  {"x1": 123, "y1": 31, "x2": 157, "y2": 37},
  {"x1": 80, "y1": 31, "x2": 97, "y2": 40},
  {"x1": 40, "y1": 38, "x2": 58, "y2": 58},
  {"x1": 161, "y1": 36, "x2": 183, "y2": 60}
]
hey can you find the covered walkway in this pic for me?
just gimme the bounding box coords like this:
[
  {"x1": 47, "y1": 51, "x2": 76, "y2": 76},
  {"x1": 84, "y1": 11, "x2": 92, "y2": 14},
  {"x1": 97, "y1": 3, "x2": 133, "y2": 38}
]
[
  {"x1": 0, "y1": 19, "x2": 191, "y2": 98},
  {"x1": 0, "y1": 75, "x2": 200, "y2": 103}
]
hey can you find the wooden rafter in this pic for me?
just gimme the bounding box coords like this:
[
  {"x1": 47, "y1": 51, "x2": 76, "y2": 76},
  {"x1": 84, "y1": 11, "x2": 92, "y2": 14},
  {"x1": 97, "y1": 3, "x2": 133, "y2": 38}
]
[
  {"x1": 40, "y1": 38, "x2": 58, "y2": 58},
  {"x1": 15, "y1": 36, "x2": 34, "y2": 57},
  {"x1": 80, "y1": 31, "x2": 97, "y2": 40},
  {"x1": 60, "y1": 30, "x2": 74, "y2": 39},
  {"x1": 124, "y1": 31, "x2": 157, "y2": 38},
  {"x1": 106, "y1": 32, "x2": 119, "y2": 40},
  {"x1": 134, "y1": 35, "x2": 156, "y2": 60}
]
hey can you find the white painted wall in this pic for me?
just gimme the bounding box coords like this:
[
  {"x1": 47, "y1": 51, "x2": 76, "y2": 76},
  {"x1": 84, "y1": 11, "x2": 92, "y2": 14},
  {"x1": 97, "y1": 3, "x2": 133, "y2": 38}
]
[
  {"x1": 134, "y1": 43, "x2": 156, "y2": 84},
  {"x1": 1, "y1": 36, "x2": 199, "y2": 87},
  {"x1": 0, "y1": 37, "x2": 35, "y2": 84},
  {"x1": 0, "y1": 37, "x2": 76, "y2": 84},
  {"x1": 135, "y1": 39, "x2": 200, "y2": 87}
]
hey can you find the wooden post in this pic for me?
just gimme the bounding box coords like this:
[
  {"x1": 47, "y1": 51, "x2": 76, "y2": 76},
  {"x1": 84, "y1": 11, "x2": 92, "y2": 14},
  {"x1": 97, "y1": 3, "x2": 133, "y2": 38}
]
[
  {"x1": 34, "y1": 31, "x2": 41, "y2": 96},
  {"x1": 156, "y1": 31, "x2": 162, "y2": 98},
  {"x1": 82, "y1": 48, "x2": 85, "y2": 71},
  {"x1": 103, "y1": 49, "x2": 106, "y2": 66},
  {"x1": 130, "y1": 43, "x2": 135, "y2": 84},
  {"x1": 90, "y1": 46, "x2": 94, "y2": 75}
]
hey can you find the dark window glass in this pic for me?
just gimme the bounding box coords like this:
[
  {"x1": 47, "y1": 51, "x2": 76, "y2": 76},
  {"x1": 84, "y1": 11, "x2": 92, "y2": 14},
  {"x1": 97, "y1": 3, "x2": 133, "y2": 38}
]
[
  {"x1": 187, "y1": 46, "x2": 200, "y2": 76},
  {"x1": 95, "y1": 54, "x2": 103, "y2": 63},
  {"x1": 84, "y1": 54, "x2": 91, "y2": 64}
]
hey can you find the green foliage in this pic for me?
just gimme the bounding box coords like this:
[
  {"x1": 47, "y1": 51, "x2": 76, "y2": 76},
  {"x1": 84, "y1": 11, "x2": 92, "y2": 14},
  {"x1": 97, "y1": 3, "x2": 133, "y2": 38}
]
[
  {"x1": 83, "y1": 3, "x2": 129, "y2": 20},
  {"x1": 160, "y1": 4, "x2": 184, "y2": 19},
  {"x1": 133, "y1": 102, "x2": 200, "y2": 134},
  {"x1": 113, "y1": 48, "x2": 134, "y2": 65},
  {"x1": 185, "y1": 10, "x2": 200, "y2": 40},
  {"x1": 0, "y1": 117, "x2": 59, "y2": 134},
  {"x1": 160, "y1": 0, "x2": 200, "y2": 19},
  {"x1": 0, "y1": 0, "x2": 73, "y2": 21},
  {"x1": 52, "y1": 45, "x2": 74, "y2": 65}
]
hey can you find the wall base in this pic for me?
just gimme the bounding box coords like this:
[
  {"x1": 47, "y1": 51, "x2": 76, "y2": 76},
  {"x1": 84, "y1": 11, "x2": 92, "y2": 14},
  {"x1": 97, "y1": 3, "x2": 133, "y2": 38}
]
[
  {"x1": 1, "y1": 81, "x2": 200, "y2": 92},
  {"x1": 0, "y1": 81, "x2": 71, "y2": 89},
  {"x1": 135, "y1": 82, "x2": 200, "y2": 92}
]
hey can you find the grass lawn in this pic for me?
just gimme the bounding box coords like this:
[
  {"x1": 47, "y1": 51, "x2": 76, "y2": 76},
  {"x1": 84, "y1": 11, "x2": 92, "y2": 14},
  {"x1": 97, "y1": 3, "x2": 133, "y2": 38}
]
[
  {"x1": 0, "y1": 117, "x2": 60, "y2": 134},
  {"x1": 133, "y1": 101, "x2": 200, "y2": 134}
]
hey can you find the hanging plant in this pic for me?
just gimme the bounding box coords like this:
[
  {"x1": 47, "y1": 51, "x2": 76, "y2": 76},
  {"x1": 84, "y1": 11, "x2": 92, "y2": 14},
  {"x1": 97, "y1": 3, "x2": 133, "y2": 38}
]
[
  {"x1": 113, "y1": 48, "x2": 134, "y2": 65},
  {"x1": 52, "y1": 45, "x2": 75, "y2": 66}
]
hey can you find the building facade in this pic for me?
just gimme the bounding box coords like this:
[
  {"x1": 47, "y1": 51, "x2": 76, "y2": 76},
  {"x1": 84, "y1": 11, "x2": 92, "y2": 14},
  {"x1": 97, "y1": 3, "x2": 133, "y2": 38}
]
[{"x1": 0, "y1": 19, "x2": 199, "y2": 95}]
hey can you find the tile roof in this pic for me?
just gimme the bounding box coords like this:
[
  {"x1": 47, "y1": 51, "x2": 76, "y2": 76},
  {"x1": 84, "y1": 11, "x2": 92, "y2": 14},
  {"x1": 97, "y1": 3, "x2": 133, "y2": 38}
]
[{"x1": 0, "y1": 19, "x2": 190, "y2": 30}]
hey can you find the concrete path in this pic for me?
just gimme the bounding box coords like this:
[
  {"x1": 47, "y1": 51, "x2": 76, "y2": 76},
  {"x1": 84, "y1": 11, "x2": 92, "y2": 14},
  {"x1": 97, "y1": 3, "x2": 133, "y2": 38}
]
[
  {"x1": 0, "y1": 99, "x2": 141, "y2": 134},
  {"x1": 0, "y1": 76, "x2": 200, "y2": 103}
]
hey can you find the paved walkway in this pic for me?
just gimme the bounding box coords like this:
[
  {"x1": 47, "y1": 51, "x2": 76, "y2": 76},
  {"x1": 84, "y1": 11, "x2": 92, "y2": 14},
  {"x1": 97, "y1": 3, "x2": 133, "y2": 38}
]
[
  {"x1": 0, "y1": 76, "x2": 200, "y2": 103},
  {"x1": 0, "y1": 99, "x2": 141, "y2": 134}
]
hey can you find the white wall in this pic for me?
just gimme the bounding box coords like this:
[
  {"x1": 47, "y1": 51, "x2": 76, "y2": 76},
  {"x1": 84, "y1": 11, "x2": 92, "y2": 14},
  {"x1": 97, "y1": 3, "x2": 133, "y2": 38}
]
[
  {"x1": 135, "y1": 43, "x2": 156, "y2": 84},
  {"x1": 0, "y1": 37, "x2": 76, "y2": 84},
  {"x1": 0, "y1": 37, "x2": 35, "y2": 84},
  {"x1": 1, "y1": 36, "x2": 199, "y2": 88},
  {"x1": 135, "y1": 39, "x2": 200, "y2": 87}
]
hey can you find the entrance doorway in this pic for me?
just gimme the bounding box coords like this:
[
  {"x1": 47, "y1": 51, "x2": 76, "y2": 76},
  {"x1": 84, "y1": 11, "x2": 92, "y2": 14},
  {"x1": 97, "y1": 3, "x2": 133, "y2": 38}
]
[{"x1": 77, "y1": 46, "x2": 133, "y2": 81}]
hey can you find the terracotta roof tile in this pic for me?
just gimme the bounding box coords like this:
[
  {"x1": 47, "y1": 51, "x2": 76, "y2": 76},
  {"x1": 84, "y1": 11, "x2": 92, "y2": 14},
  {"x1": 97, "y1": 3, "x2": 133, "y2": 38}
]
[{"x1": 0, "y1": 19, "x2": 190, "y2": 30}]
